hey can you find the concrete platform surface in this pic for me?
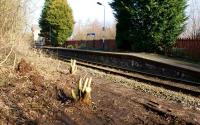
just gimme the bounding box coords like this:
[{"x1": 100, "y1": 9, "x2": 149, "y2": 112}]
[{"x1": 127, "y1": 52, "x2": 200, "y2": 73}]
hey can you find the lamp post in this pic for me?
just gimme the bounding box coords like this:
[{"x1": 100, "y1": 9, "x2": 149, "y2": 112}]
[{"x1": 97, "y1": 2, "x2": 105, "y2": 50}]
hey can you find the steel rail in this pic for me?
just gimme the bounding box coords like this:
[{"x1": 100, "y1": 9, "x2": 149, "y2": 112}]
[
  {"x1": 42, "y1": 47, "x2": 200, "y2": 97},
  {"x1": 59, "y1": 55, "x2": 200, "y2": 97}
]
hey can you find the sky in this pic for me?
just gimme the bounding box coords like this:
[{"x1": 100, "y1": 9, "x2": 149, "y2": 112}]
[
  {"x1": 28, "y1": 0, "x2": 115, "y2": 26},
  {"x1": 27, "y1": 0, "x2": 200, "y2": 35}
]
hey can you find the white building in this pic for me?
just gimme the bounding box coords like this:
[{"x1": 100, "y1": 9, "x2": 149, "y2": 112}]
[{"x1": 31, "y1": 25, "x2": 45, "y2": 47}]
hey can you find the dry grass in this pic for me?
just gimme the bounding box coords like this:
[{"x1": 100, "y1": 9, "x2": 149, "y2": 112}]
[
  {"x1": 0, "y1": 1, "x2": 75, "y2": 123},
  {"x1": 0, "y1": 0, "x2": 27, "y2": 77},
  {"x1": 0, "y1": 37, "x2": 72, "y2": 124},
  {"x1": 0, "y1": 0, "x2": 199, "y2": 124},
  {"x1": 0, "y1": 0, "x2": 26, "y2": 89}
]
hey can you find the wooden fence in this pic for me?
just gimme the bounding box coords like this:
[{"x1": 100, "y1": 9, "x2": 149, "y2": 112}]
[
  {"x1": 175, "y1": 38, "x2": 200, "y2": 50},
  {"x1": 65, "y1": 39, "x2": 200, "y2": 59},
  {"x1": 174, "y1": 38, "x2": 200, "y2": 59}
]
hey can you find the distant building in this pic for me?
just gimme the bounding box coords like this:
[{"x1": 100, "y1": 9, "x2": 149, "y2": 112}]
[{"x1": 31, "y1": 25, "x2": 45, "y2": 47}]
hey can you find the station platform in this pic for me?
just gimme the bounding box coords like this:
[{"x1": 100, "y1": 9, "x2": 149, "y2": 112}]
[
  {"x1": 43, "y1": 46, "x2": 200, "y2": 82},
  {"x1": 128, "y1": 53, "x2": 200, "y2": 73}
]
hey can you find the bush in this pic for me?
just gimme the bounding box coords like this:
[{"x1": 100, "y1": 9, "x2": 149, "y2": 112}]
[
  {"x1": 39, "y1": 0, "x2": 74, "y2": 46},
  {"x1": 67, "y1": 45, "x2": 74, "y2": 49},
  {"x1": 110, "y1": 0, "x2": 187, "y2": 52}
]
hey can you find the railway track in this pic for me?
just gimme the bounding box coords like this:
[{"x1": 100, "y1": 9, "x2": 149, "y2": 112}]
[
  {"x1": 63, "y1": 57, "x2": 200, "y2": 125},
  {"x1": 42, "y1": 47, "x2": 200, "y2": 97},
  {"x1": 60, "y1": 57, "x2": 200, "y2": 97},
  {"x1": 43, "y1": 47, "x2": 200, "y2": 83}
]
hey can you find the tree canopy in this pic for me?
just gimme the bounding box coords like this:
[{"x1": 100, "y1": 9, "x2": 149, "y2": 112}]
[
  {"x1": 39, "y1": 0, "x2": 74, "y2": 46},
  {"x1": 110, "y1": 0, "x2": 187, "y2": 53}
]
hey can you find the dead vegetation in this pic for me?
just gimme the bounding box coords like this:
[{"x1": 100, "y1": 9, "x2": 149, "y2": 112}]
[
  {"x1": 69, "y1": 59, "x2": 77, "y2": 74},
  {"x1": 17, "y1": 59, "x2": 44, "y2": 86},
  {"x1": 0, "y1": 0, "x2": 25, "y2": 68},
  {"x1": 0, "y1": 48, "x2": 200, "y2": 124},
  {"x1": 57, "y1": 59, "x2": 93, "y2": 105},
  {"x1": 0, "y1": 1, "x2": 78, "y2": 123},
  {"x1": 1, "y1": 56, "x2": 197, "y2": 125},
  {"x1": 71, "y1": 77, "x2": 93, "y2": 104},
  {"x1": 0, "y1": 0, "x2": 200, "y2": 124},
  {"x1": 0, "y1": 61, "x2": 69, "y2": 124}
]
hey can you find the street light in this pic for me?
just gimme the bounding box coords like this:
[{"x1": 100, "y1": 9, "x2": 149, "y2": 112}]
[{"x1": 97, "y1": 2, "x2": 105, "y2": 50}]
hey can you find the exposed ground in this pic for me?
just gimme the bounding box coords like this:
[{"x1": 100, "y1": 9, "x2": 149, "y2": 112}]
[
  {"x1": 0, "y1": 49, "x2": 200, "y2": 125},
  {"x1": 1, "y1": 0, "x2": 200, "y2": 124}
]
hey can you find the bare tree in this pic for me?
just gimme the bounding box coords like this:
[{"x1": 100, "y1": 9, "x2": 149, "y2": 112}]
[
  {"x1": 0, "y1": 0, "x2": 26, "y2": 67},
  {"x1": 72, "y1": 19, "x2": 116, "y2": 40},
  {"x1": 180, "y1": 0, "x2": 200, "y2": 38}
]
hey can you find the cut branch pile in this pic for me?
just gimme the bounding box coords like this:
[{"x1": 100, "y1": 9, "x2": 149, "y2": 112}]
[
  {"x1": 71, "y1": 77, "x2": 92, "y2": 104},
  {"x1": 69, "y1": 59, "x2": 77, "y2": 74}
]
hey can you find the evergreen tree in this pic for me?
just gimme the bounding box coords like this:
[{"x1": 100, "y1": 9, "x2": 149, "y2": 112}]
[
  {"x1": 110, "y1": 0, "x2": 187, "y2": 52},
  {"x1": 39, "y1": 0, "x2": 74, "y2": 46}
]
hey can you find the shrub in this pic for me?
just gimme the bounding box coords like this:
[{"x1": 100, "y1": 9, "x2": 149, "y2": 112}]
[
  {"x1": 39, "y1": 0, "x2": 74, "y2": 46},
  {"x1": 67, "y1": 45, "x2": 74, "y2": 49},
  {"x1": 110, "y1": 0, "x2": 187, "y2": 53}
]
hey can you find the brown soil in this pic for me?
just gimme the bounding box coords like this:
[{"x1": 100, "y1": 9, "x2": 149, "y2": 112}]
[
  {"x1": 17, "y1": 58, "x2": 33, "y2": 75},
  {"x1": 16, "y1": 59, "x2": 44, "y2": 86},
  {"x1": 0, "y1": 59, "x2": 199, "y2": 125}
]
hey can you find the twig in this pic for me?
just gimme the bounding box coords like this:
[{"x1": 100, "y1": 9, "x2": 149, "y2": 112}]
[
  {"x1": 12, "y1": 53, "x2": 17, "y2": 70},
  {"x1": 0, "y1": 44, "x2": 14, "y2": 66}
]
